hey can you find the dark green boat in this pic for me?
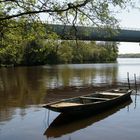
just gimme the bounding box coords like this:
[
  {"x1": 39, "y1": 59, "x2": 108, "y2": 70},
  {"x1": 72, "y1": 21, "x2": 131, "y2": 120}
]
[{"x1": 43, "y1": 89, "x2": 133, "y2": 114}]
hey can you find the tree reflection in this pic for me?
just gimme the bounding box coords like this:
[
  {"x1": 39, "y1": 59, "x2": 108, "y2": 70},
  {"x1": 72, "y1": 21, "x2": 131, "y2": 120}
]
[{"x1": 0, "y1": 64, "x2": 118, "y2": 123}]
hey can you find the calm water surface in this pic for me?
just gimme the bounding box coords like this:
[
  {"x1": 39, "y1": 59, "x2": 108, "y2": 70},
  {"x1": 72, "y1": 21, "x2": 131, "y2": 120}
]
[{"x1": 0, "y1": 58, "x2": 140, "y2": 140}]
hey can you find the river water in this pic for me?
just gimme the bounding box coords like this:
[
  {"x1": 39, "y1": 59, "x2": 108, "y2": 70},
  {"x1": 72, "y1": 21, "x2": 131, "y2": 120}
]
[{"x1": 0, "y1": 58, "x2": 140, "y2": 140}]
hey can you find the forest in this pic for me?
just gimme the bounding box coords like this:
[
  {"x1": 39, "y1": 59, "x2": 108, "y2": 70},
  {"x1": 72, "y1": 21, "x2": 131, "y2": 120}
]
[
  {"x1": 0, "y1": 22, "x2": 118, "y2": 66},
  {"x1": 0, "y1": 20, "x2": 118, "y2": 66},
  {"x1": 0, "y1": 0, "x2": 126, "y2": 66}
]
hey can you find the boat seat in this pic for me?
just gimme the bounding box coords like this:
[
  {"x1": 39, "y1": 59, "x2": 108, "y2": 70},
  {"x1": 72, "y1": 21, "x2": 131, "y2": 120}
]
[
  {"x1": 51, "y1": 102, "x2": 82, "y2": 107},
  {"x1": 101, "y1": 92, "x2": 124, "y2": 96},
  {"x1": 80, "y1": 96, "x2": 110, "y2": 101}
]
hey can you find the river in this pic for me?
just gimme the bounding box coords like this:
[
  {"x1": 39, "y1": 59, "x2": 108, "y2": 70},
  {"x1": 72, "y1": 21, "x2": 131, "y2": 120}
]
[{"x1": 0, "y1": 58, "x2": 140, "y2": 140}]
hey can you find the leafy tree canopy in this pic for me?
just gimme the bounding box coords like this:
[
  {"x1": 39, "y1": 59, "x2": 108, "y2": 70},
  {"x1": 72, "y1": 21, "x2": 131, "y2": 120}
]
[
  {"x1": 0, "y1": 0, "x2": 135, "y2": 27},
  {"x1": 0, "y1": 0, "x2": 136, "y2": 66}
]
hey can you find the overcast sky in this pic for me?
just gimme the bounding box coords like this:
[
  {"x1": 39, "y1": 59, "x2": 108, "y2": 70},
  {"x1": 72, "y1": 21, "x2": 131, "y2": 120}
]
[{"x1": 117, "y1": 7, "x2": 140, "y2": 54}]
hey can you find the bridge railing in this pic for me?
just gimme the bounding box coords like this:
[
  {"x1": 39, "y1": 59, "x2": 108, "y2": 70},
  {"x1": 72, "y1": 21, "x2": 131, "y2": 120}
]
[{"x1": 120, "y1": 27, "x2": 140, "y2": 31}]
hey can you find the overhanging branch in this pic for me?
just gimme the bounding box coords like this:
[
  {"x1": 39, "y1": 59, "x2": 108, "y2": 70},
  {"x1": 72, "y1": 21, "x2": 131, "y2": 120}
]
[{"x1": 0, "y1": 0, "x2": 92, "y2": 21}]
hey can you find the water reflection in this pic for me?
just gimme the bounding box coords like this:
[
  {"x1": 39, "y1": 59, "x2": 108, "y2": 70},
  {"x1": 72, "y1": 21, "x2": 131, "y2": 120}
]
[
  {"x1": 0, "y1": 67, "x2": 47, "y2": 123},
  {"x1": 44, "y1": 99, "x2": 132, "y2": 138},
  {"x1": 0, "y1": 64, "x2": 118, "y2": 107},
  {"x1": 43, "y1": 64, "x2": 118, "y2": 87},
  {"x1": 0, "y1": 67, "x2": 47, "y2": 107},
  {"x1": 0, "y1": 64, "x2": 119, "y2": 123}
]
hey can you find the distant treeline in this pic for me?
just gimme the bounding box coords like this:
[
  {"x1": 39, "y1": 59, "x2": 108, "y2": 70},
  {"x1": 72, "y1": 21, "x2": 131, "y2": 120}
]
[
  {"x1": 0, "y1": 40, "x2": 118, "y2": 66},
  {"x1": 118, "y1": 54, "x2": 140, "y2": 58},
  {"x1": 0, "y1": 20, "x2": 118, "y2": 66}
]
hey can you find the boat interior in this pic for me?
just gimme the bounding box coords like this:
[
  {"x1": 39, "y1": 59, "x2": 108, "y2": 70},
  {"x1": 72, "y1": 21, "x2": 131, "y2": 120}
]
[
  {"x1": 50, "y1": 92, "x2": 124, "y2": 107},
  {"x1": 70, "y1": 93, "x2": 121, "y2": 104}
]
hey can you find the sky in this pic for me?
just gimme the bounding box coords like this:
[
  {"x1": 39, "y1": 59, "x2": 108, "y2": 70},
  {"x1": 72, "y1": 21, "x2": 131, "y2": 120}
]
[{"x1": 117, "y1": 7, "x2": 140, "y2": 54}]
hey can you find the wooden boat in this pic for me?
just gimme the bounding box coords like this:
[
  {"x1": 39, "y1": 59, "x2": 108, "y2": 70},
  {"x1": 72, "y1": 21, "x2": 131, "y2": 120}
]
[{"x1": 43, "y1": 88, "x2": 133, "y2": 115}]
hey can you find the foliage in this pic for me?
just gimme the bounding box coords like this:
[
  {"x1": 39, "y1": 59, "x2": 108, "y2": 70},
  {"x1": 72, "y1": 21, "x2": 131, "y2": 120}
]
[
  {"x1": 0, "y1": 38, "x2": 118, "y2": 66},
  {"x1": 0, "y1": 0, "x2": 126, "y2": 66},
  {"x1": 0, "y1": 0, "x2": 134, "y2": 27},
  {"x1": 58, "y1": 41, "x2": 73, "y2": 63}
]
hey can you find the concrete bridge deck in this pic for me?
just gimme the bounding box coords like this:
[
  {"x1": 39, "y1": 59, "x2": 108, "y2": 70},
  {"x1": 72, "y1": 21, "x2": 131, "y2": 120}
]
[{"x1": 47, "y1": 24, "x2": 140, "y2": 42}]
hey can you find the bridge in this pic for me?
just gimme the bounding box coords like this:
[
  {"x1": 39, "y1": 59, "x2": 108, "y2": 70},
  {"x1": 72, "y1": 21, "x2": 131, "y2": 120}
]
[{"x1": 48, "y1": 24, "x2": 140, "y2": 42}]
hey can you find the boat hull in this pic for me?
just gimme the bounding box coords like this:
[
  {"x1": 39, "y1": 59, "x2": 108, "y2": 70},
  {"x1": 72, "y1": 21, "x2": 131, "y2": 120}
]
[{"x1": 44, "y1": 89, "x2": 132, "y2": 115}]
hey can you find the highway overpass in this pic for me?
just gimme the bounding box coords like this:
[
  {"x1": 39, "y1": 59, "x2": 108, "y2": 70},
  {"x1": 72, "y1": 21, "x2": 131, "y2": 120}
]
[{"x1": 47, "y1": 24, "x2": 140, "y2": 42}]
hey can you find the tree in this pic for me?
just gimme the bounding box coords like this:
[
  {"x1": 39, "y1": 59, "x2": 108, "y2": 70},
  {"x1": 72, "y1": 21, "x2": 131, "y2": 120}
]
[
  {"x1": 0, "y1": 17, "x2": 47, "y2": 66},
  {"x1": 0, "y1": 0, "x2": 134, "y2": 65},
  {"x1": 0, "y1": 0, "x2": 134, "y2": 26},
  {"x1": 98, "y1": 41, "x2": 118, "y2": 62},
  {"x1": 58, "y1": 41, "x2": 73, "y2": 63}
]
